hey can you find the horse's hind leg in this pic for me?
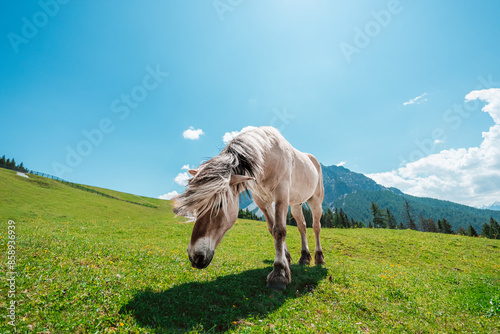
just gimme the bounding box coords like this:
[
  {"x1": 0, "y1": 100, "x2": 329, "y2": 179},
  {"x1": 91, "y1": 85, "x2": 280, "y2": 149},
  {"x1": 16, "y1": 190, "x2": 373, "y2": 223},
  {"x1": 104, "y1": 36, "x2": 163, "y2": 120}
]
[
  {"x1": 309, "y1": 198, "x2": 325, "y2": 265},
  {"x1": 291, "y1": 204, "x2": 311, "y2": 265}
]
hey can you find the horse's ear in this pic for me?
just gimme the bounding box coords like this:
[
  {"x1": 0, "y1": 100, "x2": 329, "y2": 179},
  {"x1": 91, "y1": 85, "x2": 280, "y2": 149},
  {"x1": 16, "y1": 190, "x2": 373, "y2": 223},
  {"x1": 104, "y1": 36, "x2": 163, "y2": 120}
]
[
  {"x1": 230, "y1": 175, "x2": 255, "y2": 186},
  {"x1": 188, "y1": 169, "x2": 199, "y2": 176}
]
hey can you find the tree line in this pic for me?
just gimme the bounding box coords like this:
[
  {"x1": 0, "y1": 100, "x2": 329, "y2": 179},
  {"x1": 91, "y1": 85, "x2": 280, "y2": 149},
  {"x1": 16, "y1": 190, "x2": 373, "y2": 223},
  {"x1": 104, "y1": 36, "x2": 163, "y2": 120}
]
[
  {"x1": 240, "y1": 205, "x2": 365, "y2": 228},
  {"x1": 285, "y1": 205, "x2": 365, "y2": 229},
  {"x1": 0, "y1": 155, "x2": 28, "y2": 172},
  {"x1": 372, "y1": 200, "x2": 499, "y2": 240},
  {"x1": 238, "y1": 208, "x2": 264, "y2": 221}
]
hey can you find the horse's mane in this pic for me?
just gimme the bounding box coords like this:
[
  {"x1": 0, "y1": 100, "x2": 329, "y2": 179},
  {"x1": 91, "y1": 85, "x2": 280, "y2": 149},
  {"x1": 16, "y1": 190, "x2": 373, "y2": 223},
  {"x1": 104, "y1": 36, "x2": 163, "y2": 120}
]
[{"x1": 175, "y1": 127, "x2": 276, "y2": 218}]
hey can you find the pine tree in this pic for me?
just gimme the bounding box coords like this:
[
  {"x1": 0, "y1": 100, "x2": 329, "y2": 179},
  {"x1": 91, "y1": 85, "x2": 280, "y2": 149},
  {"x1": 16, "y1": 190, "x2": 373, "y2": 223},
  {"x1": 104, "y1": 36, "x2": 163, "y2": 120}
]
[
  {"x1": 368, "y1": 221, "x2": 374, "y2": 228},
  {"x1": 403, "y1": 200, "x2": 417, "y2": 230},
  {"x1": 437, "y1": 219, "x2": 443, "y2": 233},
  {"x1": 371, "y1": 202, "x2": 386, "y2": 228},
  {"x1": 333, "y1": 208, "x2": 341, "y2": 228},
  {"x1": 399, "y1": 222, "x2": 405, "y2": 229},
  {"x1": 441, "y1": 218, "x2": 453, "y2": 234},
  {"x1": 481, "y1": 222, "x2": 491, "y2": 238},
  {"x1": 325, "y1": 208, "x2": 334, "y2": 228},
  {"x1": 339, "y1": 208, "x2": 349, "y2": 228},
  {"x1": 421, "y1": 216, "x2": 438, "y2": 233},
  {"x1": 489, "y1": 217, "x2": 500, "y2": 239},
  {"x1": 456, "y1": 226, "x2": 467, "y2": 235},
  {"x1": 427, "y1": 218, "x2": 438, "y2": 233},
  {"x1": 467, "y1": 225, "x2": 478, "y2": 237},
  {"x1": 418, "y1": 213, "x2": 425, "y2": 232},
  {"x1": 386, "y1": 208, "x2": 398, "y2": 229},
  {"x1": 0, "y1": 155, "x2": 5, "y2": 166},
  {"x1": 320, "y1": 210, "x2": 327, "y2": 228}
]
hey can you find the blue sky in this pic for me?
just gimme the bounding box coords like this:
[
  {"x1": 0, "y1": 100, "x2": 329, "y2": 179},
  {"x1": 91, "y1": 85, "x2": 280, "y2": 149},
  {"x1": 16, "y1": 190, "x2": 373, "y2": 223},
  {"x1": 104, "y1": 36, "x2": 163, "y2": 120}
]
[{"x1": 1, "y1": 1, "x2": 500, "y2": 207}]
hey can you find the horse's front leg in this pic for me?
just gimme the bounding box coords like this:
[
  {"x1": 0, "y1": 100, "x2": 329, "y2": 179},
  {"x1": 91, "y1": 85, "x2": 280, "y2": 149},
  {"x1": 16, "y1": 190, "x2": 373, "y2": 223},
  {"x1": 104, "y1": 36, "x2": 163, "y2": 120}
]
[
  {"x1": 266, "y1": 199, "x2": 291, "y2": 290},
  {"x1": 254, "y1": 195, "x2": 292, "y2": 265}
]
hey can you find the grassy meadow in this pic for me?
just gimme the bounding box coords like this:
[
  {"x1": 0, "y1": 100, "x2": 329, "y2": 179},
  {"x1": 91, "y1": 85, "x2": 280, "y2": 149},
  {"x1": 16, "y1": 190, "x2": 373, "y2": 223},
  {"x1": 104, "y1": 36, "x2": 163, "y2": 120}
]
[{"x1": 0, "y1": 167, "x2": 499, "y2": 333}]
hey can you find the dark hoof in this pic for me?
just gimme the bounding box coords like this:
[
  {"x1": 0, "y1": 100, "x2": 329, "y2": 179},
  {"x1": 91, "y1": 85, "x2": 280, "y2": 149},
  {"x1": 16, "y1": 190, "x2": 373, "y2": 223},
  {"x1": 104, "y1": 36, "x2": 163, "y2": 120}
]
[
  {"x1": 267, "y1": 263, "x2": 291, "y2": 290},
  {"x1": 315, "y1": 250, "x2": 325, "y2": 265},
  {"x1": 298, "y1": 250, "x2": 312, "y2": 265}
]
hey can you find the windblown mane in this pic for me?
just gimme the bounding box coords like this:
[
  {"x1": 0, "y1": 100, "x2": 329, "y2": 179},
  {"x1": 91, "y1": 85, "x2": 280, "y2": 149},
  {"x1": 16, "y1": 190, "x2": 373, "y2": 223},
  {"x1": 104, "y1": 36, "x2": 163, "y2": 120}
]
[{"x1": 175, "y1": 128, "x2": 275, "y2": 218}]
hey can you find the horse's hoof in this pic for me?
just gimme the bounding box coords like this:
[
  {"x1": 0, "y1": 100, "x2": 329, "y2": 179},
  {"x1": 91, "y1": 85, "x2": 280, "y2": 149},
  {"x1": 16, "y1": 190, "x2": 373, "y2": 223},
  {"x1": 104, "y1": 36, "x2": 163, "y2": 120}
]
[
  {"x1": 298, "y1": 258, "x2": 310, "y2": 265},
  {"x1": 298, "y1": 250, "x2": 312, "y2": 265},
  {"x1": 267, "y1": 263, "x2": 291, "y2": 290},
  {"x1": 315, "y1": 250, "x2": 325, "y2": 265}
]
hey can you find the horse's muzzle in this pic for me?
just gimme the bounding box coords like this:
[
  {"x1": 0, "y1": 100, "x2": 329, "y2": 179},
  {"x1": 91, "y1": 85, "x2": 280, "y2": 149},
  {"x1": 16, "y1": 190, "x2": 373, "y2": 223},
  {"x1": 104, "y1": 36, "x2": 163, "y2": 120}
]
[{"x1": 189, "y1": 250, "x2": 214, "y2": 269}]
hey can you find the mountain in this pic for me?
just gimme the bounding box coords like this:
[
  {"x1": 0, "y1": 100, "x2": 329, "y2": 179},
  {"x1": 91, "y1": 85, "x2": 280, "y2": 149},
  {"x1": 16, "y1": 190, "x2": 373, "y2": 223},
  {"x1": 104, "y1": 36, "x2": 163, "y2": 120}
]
[
  {"x1": 322, "y1": 164, "x2": 403, "y2": 204},
  {"x1": 321, "y1": 164, "x2": 500, "y2": 232},
  {"x1": 482, "y1": 201, "x2": 500, "y2": 211},
  {"x1": 241, "y1": 164, "x2": 500, "y2": 232}
]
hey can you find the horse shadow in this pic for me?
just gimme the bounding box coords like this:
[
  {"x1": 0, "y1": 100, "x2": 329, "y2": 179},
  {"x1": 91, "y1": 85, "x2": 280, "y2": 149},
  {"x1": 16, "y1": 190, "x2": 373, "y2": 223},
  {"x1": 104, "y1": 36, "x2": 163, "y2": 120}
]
[{"x1": 120, "y1": 264, "x2": 328, "y2": 332}]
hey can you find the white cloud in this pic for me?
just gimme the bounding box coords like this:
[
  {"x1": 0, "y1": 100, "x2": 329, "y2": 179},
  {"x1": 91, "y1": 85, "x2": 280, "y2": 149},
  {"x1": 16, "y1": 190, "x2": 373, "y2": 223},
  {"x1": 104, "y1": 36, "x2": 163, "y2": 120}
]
[
  {"x1": 369, "y1": 88, "x2": 500, "y2": 207},
  {"x1": 174, "y1": 172, "x2": 190, "y2": 186},
  {"x1": 183, "y1": 127, "x2": 204, "y2": 140},
  {"x1": 181, "y1": 164, "x2": 190, "y2": 170},
  {"x1": 434, "y1": 139, "x2": 444, "y2": 145},
  {"x1": 222, "y1": 126, "x2": 257, "y2": 144},
  {"x1": 403, "y1": 93, "x2": 428, "y2": 106},
  {"x1": 158, "y1": 191, "x2": 179, "y2": 200},
  {"x1": 336, "y1": 161, "x2": 347, "y2": 167}
]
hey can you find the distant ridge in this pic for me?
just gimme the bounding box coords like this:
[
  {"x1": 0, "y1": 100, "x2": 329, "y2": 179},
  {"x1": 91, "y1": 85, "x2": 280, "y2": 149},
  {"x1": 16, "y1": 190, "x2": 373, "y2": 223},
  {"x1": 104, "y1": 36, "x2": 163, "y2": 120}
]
[
  {"x1": 482, "y1": 201, "x2": 500, "y2": 211},
  {"x1": 321, "y1": 164, "x2": 500, "y2": 232}
]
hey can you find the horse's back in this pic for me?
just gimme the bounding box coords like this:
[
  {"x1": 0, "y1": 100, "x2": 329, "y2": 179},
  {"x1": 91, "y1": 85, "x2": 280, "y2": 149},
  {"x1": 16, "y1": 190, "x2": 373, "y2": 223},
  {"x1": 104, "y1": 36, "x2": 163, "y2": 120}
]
[{"x1": 243, "y1": 126, "x2": 322, "y2": 204}]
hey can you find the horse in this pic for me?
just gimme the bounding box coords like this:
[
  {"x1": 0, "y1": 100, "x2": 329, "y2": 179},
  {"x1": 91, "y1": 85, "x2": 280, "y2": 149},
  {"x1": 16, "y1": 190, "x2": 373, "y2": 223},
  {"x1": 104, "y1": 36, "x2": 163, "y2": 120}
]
[{"x1": 174, "y1": 126, "x2": 325, "y2": 290}]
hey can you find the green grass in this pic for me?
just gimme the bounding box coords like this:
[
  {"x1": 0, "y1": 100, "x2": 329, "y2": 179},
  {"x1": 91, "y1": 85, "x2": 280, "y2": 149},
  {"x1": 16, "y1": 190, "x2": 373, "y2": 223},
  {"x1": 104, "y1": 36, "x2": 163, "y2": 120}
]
[{"x1": 1, "y1": 167, "x2": 499, "y2": 333}]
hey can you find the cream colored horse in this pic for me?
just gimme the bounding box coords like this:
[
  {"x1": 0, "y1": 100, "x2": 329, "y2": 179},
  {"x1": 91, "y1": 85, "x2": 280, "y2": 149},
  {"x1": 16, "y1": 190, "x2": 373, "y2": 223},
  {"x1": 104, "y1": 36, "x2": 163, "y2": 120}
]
[{"x1": 175, "y1": 126, "x2": 325, "y2": 290}]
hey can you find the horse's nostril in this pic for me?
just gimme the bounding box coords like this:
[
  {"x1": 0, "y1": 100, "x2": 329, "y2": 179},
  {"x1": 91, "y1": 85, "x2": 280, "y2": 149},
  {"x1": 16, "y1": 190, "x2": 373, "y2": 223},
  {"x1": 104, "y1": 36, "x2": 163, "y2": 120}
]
[
  {"x1": 189, "y1": 249, "x2": 214, "y2": 269},
  {"x1": 191, "y1": 253, "x2": 205, "y2": 267}
]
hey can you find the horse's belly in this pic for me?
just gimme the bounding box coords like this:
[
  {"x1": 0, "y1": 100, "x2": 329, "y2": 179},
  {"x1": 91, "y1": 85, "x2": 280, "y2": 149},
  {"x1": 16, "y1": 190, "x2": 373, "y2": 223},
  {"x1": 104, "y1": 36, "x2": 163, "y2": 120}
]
[
  {"x1": 289, "y1": 185, "x2": 316, "y2": 205},
  {"x1": 289, "y1": 161, "x2": 319, "y2": 204}
]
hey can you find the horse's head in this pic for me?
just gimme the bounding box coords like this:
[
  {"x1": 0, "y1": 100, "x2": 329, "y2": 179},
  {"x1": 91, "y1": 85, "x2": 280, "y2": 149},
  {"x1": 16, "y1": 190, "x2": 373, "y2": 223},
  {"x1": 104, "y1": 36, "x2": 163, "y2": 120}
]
[{"x1": 179, "y1": 169, "x2": 254, "y2": 269}]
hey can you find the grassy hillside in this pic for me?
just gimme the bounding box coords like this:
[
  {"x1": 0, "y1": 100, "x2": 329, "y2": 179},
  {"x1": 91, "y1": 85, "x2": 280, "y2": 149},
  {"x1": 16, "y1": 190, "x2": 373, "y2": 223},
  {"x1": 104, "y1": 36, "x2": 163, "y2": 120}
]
[
  {"x1": 1, "y1": 168, "x2": 499, "y2": 333},
  {"x1": 0, "y1": 168, "x2": 175, "y2": 223}
]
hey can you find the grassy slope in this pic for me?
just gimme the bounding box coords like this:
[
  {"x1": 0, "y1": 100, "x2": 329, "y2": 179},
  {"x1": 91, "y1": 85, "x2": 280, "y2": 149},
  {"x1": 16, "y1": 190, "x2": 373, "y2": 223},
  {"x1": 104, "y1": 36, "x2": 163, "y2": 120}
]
[
  {"x1": 0, "y1": 168, "x2": 499, "y2": 333},
  {"x1": 0, "y1": 168, "x2": 175, "y2": 223}
]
